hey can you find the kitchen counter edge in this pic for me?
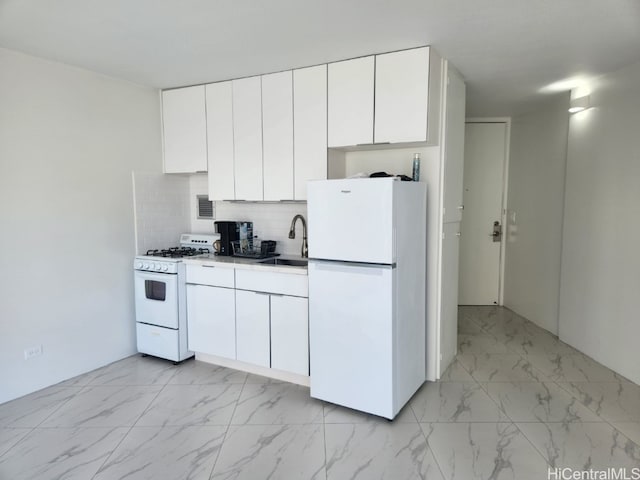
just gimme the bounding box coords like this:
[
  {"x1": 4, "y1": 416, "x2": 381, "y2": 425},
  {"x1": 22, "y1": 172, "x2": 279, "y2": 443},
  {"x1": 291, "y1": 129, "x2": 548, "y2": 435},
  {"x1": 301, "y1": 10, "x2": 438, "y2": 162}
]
[{"x1": 182, "y1": 255, "x2": 308, "y2": 275}]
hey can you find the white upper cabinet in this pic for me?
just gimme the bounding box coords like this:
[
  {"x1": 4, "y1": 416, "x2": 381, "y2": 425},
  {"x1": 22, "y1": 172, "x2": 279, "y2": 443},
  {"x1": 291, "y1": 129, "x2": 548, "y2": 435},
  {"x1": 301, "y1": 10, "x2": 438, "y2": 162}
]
[
  {"x1": 206, "y1": 81, "x2": 235, "y2": 201},
  {"x1": 232, "y1": 76, "x2": 263, "y2": 201},
  {"x1": 293, "y1": 65, "x2": 328, "y2": 200},
  {"x1": 262, "y1": 71, "x2": 294, "y2": 201},
  {"x1": 328, "y1": 56, "x2": 374, "y2": 148},
  {"x1": 326, "y1": 47, "x2": 441, "y2": 148},
  {"x1": 162, "y1": 86, "x2": 207, "y2": 173},
  {"x1": 374, "y1": 47, "x2": 430, "y2": 144},
  {"x1": 442, "y1": 66, "x2": 467, "y2": 223}
]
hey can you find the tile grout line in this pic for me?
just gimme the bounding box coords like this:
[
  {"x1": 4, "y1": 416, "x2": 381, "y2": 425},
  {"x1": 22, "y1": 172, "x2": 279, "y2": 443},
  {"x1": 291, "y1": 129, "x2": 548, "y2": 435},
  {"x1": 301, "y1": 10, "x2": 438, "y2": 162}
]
[
  {"x1": 549, "y1": 378, "x2": 640, "y2": 449},
  {"x1": 206, "y1": 371, "x2": 250, "y2": 479},
  {"x1": 415, "y1": 421, "x2": 449, "y2": 479},
  {"x1": 89, "y1": 374, "x2": 170, "y2": 480},
  {"x1": 321, "y1": 409, "x2": 328, "y2": 480},
  {"x1": 459, "y1": 307, "x2": 640, "y2": 465},
  {"x1": 461, "y1": 308, "x2": 556, "y2": 469},
  {"x1": 0, "y1": 426, "x2": 36, "y2": 461}
]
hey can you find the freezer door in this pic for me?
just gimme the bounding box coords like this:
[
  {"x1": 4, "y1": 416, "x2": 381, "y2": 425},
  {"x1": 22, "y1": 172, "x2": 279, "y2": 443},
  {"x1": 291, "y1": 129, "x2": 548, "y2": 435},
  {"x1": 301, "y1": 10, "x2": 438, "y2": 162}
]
[
  {"x1": 307, "y1": 179, "x2": 394, "y2": 264},
  {"x1": 308, "y1": 260, "x2": 395, "y2": 418}
]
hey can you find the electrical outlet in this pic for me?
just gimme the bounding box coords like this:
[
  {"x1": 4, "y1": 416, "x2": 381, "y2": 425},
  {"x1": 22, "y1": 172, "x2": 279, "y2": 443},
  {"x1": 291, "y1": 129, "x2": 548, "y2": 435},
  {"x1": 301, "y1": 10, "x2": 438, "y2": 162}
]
[{"x1": 24, "y1": 345, "x2": 43, "y2": 360}]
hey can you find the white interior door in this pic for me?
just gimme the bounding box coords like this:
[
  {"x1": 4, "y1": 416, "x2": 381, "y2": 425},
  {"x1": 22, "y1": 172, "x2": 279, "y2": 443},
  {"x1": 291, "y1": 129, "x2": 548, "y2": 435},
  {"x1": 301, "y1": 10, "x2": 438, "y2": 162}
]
[{"x1": 459, "y1": 122, "x2": 507, "y2": 305}]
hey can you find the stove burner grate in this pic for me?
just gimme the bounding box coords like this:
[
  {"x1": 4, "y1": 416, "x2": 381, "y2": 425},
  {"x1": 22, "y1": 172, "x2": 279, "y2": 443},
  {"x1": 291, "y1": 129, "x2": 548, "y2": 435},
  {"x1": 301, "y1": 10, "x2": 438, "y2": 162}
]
[{"x1": 145, "y1": 247, "x2": 210, "y2": 258}]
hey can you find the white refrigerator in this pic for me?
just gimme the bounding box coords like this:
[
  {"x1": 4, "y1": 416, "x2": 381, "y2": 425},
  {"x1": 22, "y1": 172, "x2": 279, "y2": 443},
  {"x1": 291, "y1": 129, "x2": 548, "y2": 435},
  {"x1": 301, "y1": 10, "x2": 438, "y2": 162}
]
[{"x1": 307, "y1": 177, "x2": 427, "y2": 419}]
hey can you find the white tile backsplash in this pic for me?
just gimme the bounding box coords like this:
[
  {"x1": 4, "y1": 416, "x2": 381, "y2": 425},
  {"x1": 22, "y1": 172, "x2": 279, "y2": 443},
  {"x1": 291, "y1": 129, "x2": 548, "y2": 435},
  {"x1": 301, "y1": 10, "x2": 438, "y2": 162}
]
[
  {"x1": 133, "y1": 171, "x2": 191, "y2": 254},
  {"x1": 188, "y1": 174, "x2": 307, "y2": 256}
]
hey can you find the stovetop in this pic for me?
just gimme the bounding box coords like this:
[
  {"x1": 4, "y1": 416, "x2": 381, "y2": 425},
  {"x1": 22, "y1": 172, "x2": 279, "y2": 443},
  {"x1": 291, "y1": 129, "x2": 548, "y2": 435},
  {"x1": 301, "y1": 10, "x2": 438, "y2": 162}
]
[{"x1": 144, "y1": 247, "x2": 211, "y2": 259}]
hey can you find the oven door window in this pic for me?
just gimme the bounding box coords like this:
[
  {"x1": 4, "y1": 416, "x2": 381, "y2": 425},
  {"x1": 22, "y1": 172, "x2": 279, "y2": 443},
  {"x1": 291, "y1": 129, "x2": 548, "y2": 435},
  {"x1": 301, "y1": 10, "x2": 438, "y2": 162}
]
[{"x1": 145, "y1": 280, "x2": 166, "y2": 301}]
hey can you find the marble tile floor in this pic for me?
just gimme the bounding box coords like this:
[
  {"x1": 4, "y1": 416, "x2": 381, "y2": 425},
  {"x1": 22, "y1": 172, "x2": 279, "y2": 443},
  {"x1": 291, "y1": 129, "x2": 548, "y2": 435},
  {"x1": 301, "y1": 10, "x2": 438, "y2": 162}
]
[{"x1": 1, "y1": 306, "x2": 639, "y2": 479}]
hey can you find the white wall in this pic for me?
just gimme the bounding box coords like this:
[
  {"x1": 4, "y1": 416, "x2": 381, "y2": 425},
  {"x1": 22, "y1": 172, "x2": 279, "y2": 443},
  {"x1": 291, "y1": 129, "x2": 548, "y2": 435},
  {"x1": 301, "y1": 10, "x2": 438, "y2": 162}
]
[
  {"x1": 503, "y1": 94, "x2": 570, "y2": 334},
  {"x1": 559, "y1": 60, "x2": 640, "y2": 385},
  {"x1": 0, "y1": 48, "x2": 162, "y2": 403}
]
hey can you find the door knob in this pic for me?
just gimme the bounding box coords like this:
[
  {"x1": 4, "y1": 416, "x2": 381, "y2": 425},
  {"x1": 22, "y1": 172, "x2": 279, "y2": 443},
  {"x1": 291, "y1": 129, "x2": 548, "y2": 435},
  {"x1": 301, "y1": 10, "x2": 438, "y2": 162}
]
[{"x1": 489, "y1": 221, "x2": 502, "y2": 242}]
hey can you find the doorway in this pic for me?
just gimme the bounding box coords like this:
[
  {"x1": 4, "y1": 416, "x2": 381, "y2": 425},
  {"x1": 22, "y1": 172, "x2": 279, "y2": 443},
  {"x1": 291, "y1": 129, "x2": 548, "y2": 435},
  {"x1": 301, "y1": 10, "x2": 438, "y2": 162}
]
[{"x1": 458, "y1": 121, "x2": 509, "y2": 305}]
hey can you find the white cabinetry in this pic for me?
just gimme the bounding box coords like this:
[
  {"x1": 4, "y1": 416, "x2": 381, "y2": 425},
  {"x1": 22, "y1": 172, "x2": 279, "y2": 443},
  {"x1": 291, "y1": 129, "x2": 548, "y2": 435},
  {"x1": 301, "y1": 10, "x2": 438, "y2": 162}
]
[
  {"x1": 438, "y1": 64, "x2": 466, "y2": 377},
  {"x1": 328, "y1": 56, "x2": 375, "y2": 148},
  {"x1": 375, "y1": 47, "x2": 431, "y2": 144},
  {"x1": 235, "y1": 269, "x2": 309, "y2": 375},
  {"x1": 162, "y1": 86, "x2": 207, "y2": 173},
  {"x1": 293, "y1": 65, "x2": 328, "y2": 200},
  {"x1": 262, "y1": 71, "x2": 294, "y2": 200},
  {"x1": 442, "y1": 67, "x2": 466, "y2": 223},
  {"x1": 271, "y1": 295, "x2": 309, "y2": 376},
  {"x1": 235, "y1": 290, "x2": 271, "y2": 368},
  {"x1": 327, "y1": 47, "x2": 441, "y2": 148},
  {"x1": 185, "y1": 265, "x2": 236, "y2": 359},
  {"x1": 232, "y1": 76, "x2": 263, "y2": 201},
  {"x1": 186, "y1": 284, "x2": 236, "y2": 359},
  {"x1": 439, "y1": 222, "x2": 461, "y2": 372},
  {"x1": 206, "y1": 81, "x2": 235, "y2": 201},
  {"x1": 186, "y1": 263, "x2": 309, "y2": 378}
]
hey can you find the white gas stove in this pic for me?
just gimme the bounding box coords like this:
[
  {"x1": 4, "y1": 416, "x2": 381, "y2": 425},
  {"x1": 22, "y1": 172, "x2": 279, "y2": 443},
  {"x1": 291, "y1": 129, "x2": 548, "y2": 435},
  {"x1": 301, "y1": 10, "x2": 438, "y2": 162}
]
[{"x1": 133, "y1": 233, "x2": 218, "y2": 363}]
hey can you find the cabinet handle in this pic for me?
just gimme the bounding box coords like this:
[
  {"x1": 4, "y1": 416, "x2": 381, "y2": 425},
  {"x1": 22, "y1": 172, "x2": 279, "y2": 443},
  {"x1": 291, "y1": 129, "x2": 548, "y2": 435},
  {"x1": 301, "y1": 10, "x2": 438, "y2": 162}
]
[
  {"x1": 195, "y1": 170, "x2": 207, "y2": 174},
  {"x1": 201, "y1": 265, "x2": 216, "y2": 268},
  {"x1": 253, "y1": 291, "x2": 270, "y2": 296}
]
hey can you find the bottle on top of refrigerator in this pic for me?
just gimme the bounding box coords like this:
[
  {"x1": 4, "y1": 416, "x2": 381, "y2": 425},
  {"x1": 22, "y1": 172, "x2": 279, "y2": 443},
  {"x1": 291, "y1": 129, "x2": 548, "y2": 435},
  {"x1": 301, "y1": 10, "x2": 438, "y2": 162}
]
[{"x1": 412, "y1": 153, "x2": 421, "y2": 181}]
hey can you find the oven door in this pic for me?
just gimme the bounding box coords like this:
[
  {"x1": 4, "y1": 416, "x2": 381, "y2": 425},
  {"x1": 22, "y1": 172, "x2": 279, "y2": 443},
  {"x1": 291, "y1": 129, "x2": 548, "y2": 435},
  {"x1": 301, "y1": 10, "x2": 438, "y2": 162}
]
[{"x1": 134, "y1": 270, "x2": 179, "y2": 329}]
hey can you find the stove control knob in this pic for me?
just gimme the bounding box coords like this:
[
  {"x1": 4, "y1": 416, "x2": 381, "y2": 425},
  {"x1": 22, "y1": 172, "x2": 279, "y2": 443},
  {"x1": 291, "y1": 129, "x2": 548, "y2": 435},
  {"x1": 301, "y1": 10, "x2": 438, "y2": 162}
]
[
  {"x1": 155, "y1": 264, "x2": 162, "y2": 271},
  {"x1": 162, "y1": 265, "x2": 169, "y2": 272},
  {"x1": 136, "y1": 262, "x2": 143, "y2": 269},
  {"x1": 143, "y1": 263, "x2": 149, "y2": 270}
]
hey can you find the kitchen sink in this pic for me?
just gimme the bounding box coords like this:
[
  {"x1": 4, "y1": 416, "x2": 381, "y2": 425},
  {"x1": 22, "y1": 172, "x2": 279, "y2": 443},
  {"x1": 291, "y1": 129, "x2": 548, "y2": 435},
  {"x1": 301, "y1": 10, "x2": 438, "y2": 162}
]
[{"x1": 258, "y1": 258, "x2": 308, "y2": 267}]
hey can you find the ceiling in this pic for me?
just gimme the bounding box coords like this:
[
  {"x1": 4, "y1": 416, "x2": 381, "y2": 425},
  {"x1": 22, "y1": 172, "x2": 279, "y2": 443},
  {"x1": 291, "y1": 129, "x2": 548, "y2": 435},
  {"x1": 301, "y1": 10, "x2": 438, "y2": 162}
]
[{"x1": 1, "y1": 0, "x2": 639, "y2": 116}]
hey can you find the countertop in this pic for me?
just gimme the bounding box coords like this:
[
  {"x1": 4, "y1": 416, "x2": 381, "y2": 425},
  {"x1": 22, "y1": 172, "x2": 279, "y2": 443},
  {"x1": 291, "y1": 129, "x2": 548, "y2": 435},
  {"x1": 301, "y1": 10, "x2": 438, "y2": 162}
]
[{"x1": 182, "y1": 254, "x2": 308, "y2": 276}]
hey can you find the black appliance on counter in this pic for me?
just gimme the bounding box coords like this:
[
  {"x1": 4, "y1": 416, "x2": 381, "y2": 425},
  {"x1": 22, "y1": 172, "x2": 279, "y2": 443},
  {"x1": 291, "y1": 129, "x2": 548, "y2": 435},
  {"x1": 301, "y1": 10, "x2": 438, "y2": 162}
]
[{"x1": 214, "y1": 221, "x2": 253, "y2": 256}]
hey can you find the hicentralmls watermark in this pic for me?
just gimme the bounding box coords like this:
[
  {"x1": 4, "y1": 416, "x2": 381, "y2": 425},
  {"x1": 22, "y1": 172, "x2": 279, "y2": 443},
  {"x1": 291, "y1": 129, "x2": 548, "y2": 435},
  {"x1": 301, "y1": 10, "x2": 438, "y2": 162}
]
[{"x1": 548, "y1": 467, "x2": 640, "y2": 480}]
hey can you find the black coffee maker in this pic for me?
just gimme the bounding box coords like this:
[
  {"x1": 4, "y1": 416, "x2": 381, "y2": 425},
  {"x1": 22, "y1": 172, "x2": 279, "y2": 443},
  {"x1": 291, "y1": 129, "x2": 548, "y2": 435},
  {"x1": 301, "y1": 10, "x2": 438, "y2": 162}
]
[{"x1": 214, "y1": 221, "x2": 253, "y2": 256}]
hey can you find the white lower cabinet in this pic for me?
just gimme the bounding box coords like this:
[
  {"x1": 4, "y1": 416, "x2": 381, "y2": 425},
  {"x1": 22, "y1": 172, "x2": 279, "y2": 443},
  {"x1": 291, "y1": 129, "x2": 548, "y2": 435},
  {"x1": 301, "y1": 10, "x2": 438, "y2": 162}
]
[
  {"x1": 235, "y1": 290, "x2": 309, "y2": 375},
  {"x1": 235, "y1": 290, "x2": 271, "y2": 368},
  {"x1": 186, "y1": 284, "x2": 236, "y2": 360},
  {"x1": 186, "y1": 264, "x2": 309, "y2": 379},
  {"x1": 271, "y1": 295, "x2": 309, "y2": 375}
]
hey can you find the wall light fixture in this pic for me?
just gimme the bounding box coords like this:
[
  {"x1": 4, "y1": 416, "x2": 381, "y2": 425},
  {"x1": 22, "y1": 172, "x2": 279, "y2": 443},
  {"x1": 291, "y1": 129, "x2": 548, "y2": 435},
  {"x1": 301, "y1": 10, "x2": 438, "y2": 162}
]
[{"x1": 568, "y1": 95, "x2": 591, "y2": 113}]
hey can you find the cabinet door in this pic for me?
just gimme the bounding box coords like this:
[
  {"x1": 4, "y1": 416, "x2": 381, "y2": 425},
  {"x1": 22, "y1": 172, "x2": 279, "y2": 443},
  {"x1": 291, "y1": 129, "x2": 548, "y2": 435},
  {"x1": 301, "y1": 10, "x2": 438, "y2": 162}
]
[
  {"x1": 374, "y1": 47, "x2": 430, "y2": 144},
  {"x1": 186, "y1": 284, "x2": 236, "y2": 359},
  {"x1": 328, "y1": 56, "x2": 374, "y2": 147},
  {"x1": 162, "y1": 86, "x2": 207, "y2": 173},
  {"x1": 235, "y1": 290, "x2": 270, "y2": 368},
  {"x1": 271, "y1": 295, "x2": 309, "y2": 376},
  {"x1": 262, "y1": 71, "x2": 294, "y2": 201},
  {"x1": 442, "y1": 67, "x2": 466, "y2": 223},
  {"x1": 206, "y1": 81, "x2": 235, "y2": 201},
  {"x1": 293, "y1": 65, "x2": 327, "y2": 200},
  {"x1": 233, "y1": 76, "x2": 263, "y2": 201},
  {"x1": 439, "y1": 222, "x2": 460, "y2": 376}
]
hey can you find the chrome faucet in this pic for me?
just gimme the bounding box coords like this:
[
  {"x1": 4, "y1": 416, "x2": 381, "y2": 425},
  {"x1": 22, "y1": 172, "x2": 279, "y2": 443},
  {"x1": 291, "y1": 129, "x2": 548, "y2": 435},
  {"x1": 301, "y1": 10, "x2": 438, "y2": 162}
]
[{"x1": 288, "y1": 214, "x2": 308, "y2": 258}]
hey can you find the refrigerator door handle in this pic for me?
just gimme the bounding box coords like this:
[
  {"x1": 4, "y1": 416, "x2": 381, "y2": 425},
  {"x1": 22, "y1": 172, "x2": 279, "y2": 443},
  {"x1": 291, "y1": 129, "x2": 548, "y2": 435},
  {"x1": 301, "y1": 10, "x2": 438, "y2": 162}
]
[{"x1": 310, "y1": 259, "x2": 396, "y2": 269}]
